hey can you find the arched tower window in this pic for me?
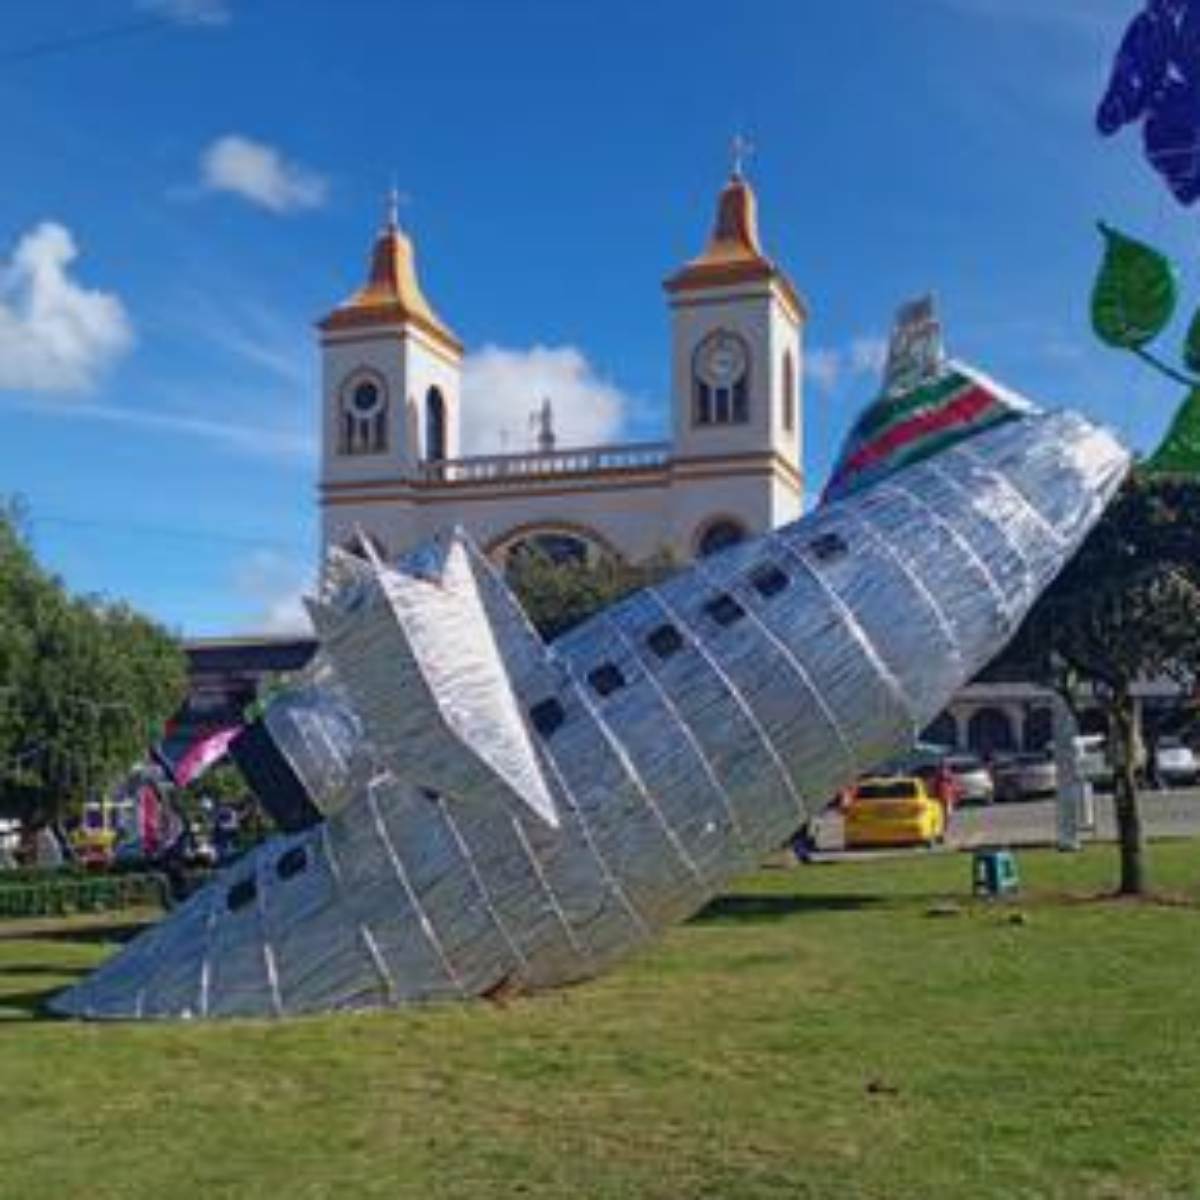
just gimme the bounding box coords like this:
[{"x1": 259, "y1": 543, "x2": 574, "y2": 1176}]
[
  {"x1": 339, "y1": 373, "x2": 388, "y2": 456},
  {"x1": 693, "y1": 331, "x2": 750, "y2": 427},
  {"x1": 696, "y1": 518, "x2": 747, "y2": 558},
  {"x1": 425, "y1": 386, "x2": 446, "y2": 461},
  {"x1": 782, "y1": 350, "x2": 795, "y2": 434}
]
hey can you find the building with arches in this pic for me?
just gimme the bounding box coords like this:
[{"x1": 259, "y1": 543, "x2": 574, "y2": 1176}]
[{"x1": 318, "y1": 170, "x2": 805, "y2": 569}]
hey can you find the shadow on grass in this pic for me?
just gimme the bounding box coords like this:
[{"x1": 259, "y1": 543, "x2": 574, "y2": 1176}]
[
  {"x1": 0, "y1": 920, "x2": 151, "y2": 1023},
  {"x1": 0, "y1": 921, "x2": 151, "y2": 946},
  {"x1": 692, "y1": 892, "x2": 884, "y2": 924},
  {"x1": 0, "y1": 983, "x2": 76, "y2": 1020},
  {"x1": 0, "y1": 963, "x2": 94, "y2": 978}
]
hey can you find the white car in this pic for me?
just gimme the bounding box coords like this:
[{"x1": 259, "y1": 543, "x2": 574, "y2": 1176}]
[
  {"x1": 0, "y1": 819, "x2": 18, "y2": 867},
  {"x1": 1155, "y1": 738, "x2": 1199, "y2": 788},
  {"x1": 994, "y1": 751, "x2": 1057, "y2": 802},
  {"x1": 946, "y1": 754, "x2": 994, "y2": 805},
  {"x1": 1075, "y1": 734, "x2": 1114, "y2": 790}
]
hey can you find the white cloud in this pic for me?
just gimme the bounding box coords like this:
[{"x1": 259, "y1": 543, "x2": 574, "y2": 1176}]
[
  {"x1": 805, "y1": 348, "x2": 841, "y2": 394},
  {"x1": 461, "y1": 344, "x2": 627, "y2": 454},
  {"x1": 201, "y1": 135, "x2": 328, "y2": 214},
  {"x1": 182, "y1": 294, "x2": 314, "y2": 388},
  {"x1": 849, "y1": 336, "x2": 888, "y2": 376},
  {"x1": 925, "y1": 0, "x2": 1123, "y2": 33},
  {"x1": 0, "y1": 222, "x2": 133, "y2": 393},
  {"x1": 232, "y1": 550, "x2": 313, "y2": 635},
  {"x1": 1040, "y1": 338, "x2": 1086, "y2": 364},
  {"x1": 139, "y1": 0, "x2": 231, "y2": 26},
  {"x1": 805, "y1": 335, "x2": 888, "y2": 396}
]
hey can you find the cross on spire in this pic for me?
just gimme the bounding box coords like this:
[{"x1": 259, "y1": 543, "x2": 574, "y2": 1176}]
[
  {"x1": 384, "y1": 179, "x2": 411, "y2": 230},
  {"x1": 731, "y1": 133, "x2": 754, "y2": 179}
]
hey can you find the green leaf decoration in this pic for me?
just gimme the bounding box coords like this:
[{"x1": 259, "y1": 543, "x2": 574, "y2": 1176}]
[
  {"x1": 1091, "y1": 222, "x2": 1178, "y2": 350},
  {"x1": 1146, "y1": 387, "x2": 1200, "y2": 476},
  {"x1": 1184, "y1": 307, "x2": 1200, "y2": 374}
]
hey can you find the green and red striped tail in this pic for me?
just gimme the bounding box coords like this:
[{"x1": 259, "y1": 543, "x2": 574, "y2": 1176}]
[{"x1": 822, "y1": 365, "x2": 1031, "y2": 503}]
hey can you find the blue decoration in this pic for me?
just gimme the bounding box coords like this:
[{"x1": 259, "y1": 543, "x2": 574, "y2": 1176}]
[{"x1": 1098, "y1": 0, "x2": 1200, "y2": 204}]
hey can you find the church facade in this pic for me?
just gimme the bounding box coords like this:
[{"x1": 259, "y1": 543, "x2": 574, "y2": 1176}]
[
  {"x1": 179, "y1": 173, "x2": 1167, "y2": 769},
  {"x1": 317, "y1": 171, "x2": 805, "y2": 567}
]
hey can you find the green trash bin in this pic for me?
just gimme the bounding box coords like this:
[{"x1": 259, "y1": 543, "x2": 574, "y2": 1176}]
[{"x1": 972, "y1": 848, "x2": 1019, "y2": 897}]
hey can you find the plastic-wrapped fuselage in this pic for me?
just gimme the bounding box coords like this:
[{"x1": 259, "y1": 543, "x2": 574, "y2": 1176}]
[{"x1": 51, "y1": 405, "x2": 1128, "y2": 1019}]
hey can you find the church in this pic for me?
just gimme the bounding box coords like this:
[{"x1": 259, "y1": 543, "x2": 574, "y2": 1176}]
[
  {"x1": 317, "y1": 167, "x2": 805, "y2": 567},
  {"x1": 182, "y1": 167, "x2": 1146, "y2": 766}
]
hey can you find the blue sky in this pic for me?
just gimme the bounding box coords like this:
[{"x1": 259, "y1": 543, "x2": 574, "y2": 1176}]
[{"x1": 0, "y1": 0, "x2": 1188, "y2": 637}]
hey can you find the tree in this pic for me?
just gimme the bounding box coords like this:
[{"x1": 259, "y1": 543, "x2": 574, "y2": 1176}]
[
  {"x1": 506, "y1": 546, "x2": 677, "y2": 642},
  {"x1": 0, "y1": 504, "x2": 188, "y2": 829},
  {"x1": 996, "y1": 475, "x2": 1200, "y2": 895}
]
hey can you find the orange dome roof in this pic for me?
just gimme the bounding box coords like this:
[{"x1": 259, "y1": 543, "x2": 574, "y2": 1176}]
[
  {"x1": 665, "y1": 172, "x2": 805, "y2": 320},
  {"x1": 319, "y1": 205, "x2": 462, "y2": 357}
]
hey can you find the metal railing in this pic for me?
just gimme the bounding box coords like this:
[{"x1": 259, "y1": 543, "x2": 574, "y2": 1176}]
[{"x1": 419, "y1": 441, "x2": 672, "y2": 484}]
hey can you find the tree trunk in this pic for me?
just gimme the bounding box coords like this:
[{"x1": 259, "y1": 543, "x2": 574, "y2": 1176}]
[{"x1": 1111, "y1": 689, "x2": 1146, "y2": 896}]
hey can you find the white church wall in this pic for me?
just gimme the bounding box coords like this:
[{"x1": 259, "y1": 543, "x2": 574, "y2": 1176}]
[
  {"x1": 768, "y1": 289, "x2": 803, "y2": 470},
  {"x1": 407, "y1": 334, "x2": 462, "y2": 462},
  {"x1": 413, "y1": 482, "x2": 675, "y2": 563},
  {"x1": 322, "y1": 495, "x2": 417, "y2": 560},
  {"x1": 771, "y1": 473, "x2": 803, "y2": 527},
  {"x1": 667, "y1": 470, "x2": 780, "y2": 554}
]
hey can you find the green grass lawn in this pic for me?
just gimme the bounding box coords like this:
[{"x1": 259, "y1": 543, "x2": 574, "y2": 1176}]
[{"x1": 3, "y1": 844, "x2": 1200, "y2": 1200}]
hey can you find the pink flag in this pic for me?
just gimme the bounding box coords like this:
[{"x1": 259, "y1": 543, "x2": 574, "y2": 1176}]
[
  {"x1": 138, "y1": 784, "x2": 161, "y2": 856},
  {"x1": 174, "y1": 726, "x2": 241, "y2": 789}
]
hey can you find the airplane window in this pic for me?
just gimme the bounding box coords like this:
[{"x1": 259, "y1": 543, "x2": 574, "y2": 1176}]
[
  {"x1": 530, "y1": 697, "x2": 567, "y2": 738},
  {"x1": 588, "y1": 663, "x2": 626, "y2": 697},
  {"x1": 647, "y1": 624, "x2": 684, "y2": 659}
]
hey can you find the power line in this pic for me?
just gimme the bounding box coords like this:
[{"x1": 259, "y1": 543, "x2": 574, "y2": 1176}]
[
  {"x1": 0, "y1": 16, "x2": 173, "y2": 68},
  {"x1": 0, "y1": 3, "x2": 253, "y2": 69}
]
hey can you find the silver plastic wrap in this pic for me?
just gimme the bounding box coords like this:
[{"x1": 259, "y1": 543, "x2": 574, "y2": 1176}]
[
  {"x1": 52, "y1": 398, "x2": 1129, "y2": 1020},
  {"x1": 260, "y1": 657, "x2": 363, "y2": 820}
]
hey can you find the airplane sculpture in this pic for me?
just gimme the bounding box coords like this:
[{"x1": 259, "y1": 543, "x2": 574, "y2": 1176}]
[{"x1": 51, "y1": 300, "x2": 1130, "y2": 1019}]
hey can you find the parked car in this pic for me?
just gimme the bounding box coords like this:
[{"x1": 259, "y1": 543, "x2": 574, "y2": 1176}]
[
  {"x1": 1074, "y1": 734, "x2": 1114, "y2": 790},
  {"x1": 993, "y1": 751, "x2": 1057, "y2": 802},
  {"x1": 945, "y1": 754, "x2": 994, "y2": 805},
  {"x1": 844, "y1": 776, "x2": 945, "y2": 849},
  {"x1": 1154, "y1": 737, "x2": 1199, "y2": 788},
  {"x1": 0, "y1": 819, "x2": 18, "y2": 869}
]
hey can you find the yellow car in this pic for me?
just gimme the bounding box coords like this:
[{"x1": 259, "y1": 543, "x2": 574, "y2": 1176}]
[{"x1": 844, "y1": 776, "x2": 945, "y2": 849}]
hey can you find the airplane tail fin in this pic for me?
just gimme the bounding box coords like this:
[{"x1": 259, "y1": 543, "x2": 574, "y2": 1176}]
[{"x1": 307, "y1": 531, "x2": 559, "y2": 828}]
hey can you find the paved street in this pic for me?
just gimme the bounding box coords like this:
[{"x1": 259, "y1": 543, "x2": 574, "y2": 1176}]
[
  {"x1": 950, "y1": 786, "x2": 1200, "y2": 848},
  {"x1": 814, "y1": 787, "x2": 1200, "y2": 855}
]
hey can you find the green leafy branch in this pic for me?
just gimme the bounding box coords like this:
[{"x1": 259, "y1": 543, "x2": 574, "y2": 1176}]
[{"x1": 1092, "y1": 222, "x2": 1200, "y2": 475}]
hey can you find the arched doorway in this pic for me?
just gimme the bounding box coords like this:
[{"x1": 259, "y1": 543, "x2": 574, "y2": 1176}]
[
  {"x1": 967, "y1": 708, "x2": 1016, "y2": 757},
  {"x1": 487, "y1": 522, "x2": 617, "y2": 571},
  {"x1": 696, "y1": 517, "x2": 747, "y2": 558},
  {"x1": 506, "y1": 531, "x2": 592, "y2": 567},
  {"x1": 426, "y1": 387, "x2": 446, "y2": 461}
]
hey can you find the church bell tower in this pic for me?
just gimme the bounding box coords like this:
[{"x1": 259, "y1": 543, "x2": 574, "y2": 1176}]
[
  {"x1": 664, "y1": 165, "x2": 805, "y2": 471},
  {"x1": 317, "y1": 195, "x2": 463, "y2": 555},
  {"x1": 662, "y1": 161, "x2": 806, "y2": 551}
]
